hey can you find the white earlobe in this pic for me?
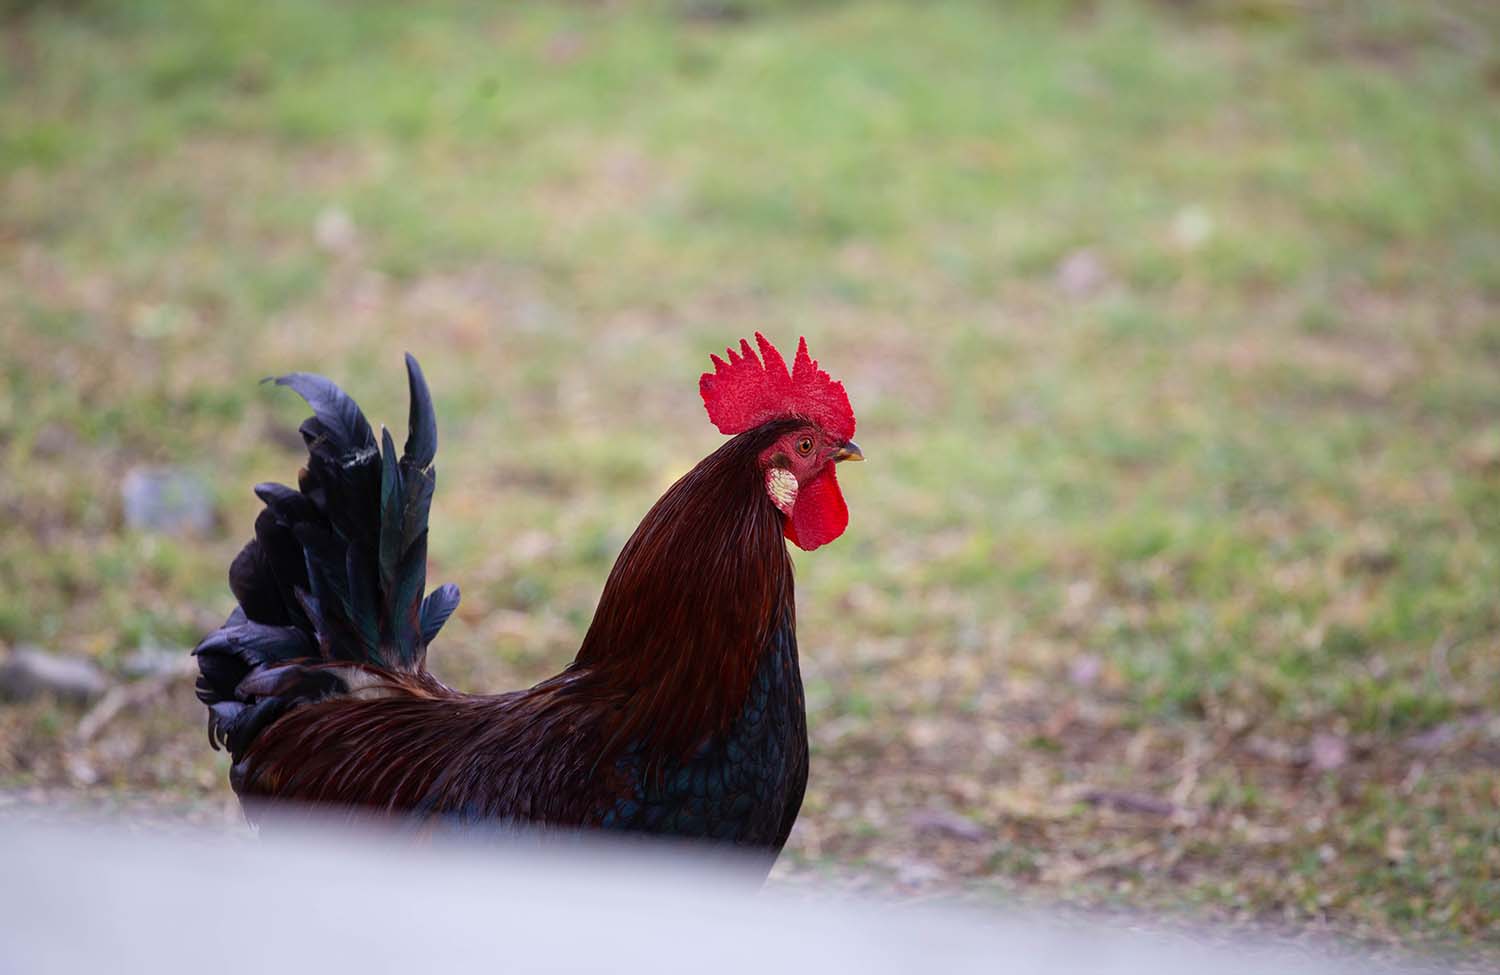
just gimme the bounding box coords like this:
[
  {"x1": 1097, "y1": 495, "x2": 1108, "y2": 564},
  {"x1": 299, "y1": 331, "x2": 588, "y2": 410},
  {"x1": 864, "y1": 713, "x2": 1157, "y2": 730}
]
[{"x1": 765, "y1": 467, "x2": 798, "y2": 516}]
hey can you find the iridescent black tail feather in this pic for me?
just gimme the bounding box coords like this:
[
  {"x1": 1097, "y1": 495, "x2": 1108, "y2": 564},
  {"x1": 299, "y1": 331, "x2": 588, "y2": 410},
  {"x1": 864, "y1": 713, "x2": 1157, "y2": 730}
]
[{"x1": 193, "y1": 354, "x2": 460, "y2": 760}]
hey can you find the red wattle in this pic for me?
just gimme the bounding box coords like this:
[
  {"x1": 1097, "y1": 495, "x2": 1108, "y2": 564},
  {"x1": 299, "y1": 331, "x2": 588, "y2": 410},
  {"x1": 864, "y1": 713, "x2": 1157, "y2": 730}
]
[{"x1": 784, "y1": 464, "x2": 848, "y2": 551}]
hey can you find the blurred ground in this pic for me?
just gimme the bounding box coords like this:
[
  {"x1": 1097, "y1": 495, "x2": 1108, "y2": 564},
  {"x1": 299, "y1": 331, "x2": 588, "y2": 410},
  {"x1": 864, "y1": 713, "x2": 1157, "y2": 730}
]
[{"x1": 2, "y1": 0, "x2": 1498, "y2": 964}]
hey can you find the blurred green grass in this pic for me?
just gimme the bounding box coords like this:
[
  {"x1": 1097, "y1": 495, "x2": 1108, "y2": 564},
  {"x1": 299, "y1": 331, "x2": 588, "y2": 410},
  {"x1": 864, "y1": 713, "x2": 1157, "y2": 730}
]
[{"x1": 3, "y1": 0, "x2": 1499, "y2": 957}]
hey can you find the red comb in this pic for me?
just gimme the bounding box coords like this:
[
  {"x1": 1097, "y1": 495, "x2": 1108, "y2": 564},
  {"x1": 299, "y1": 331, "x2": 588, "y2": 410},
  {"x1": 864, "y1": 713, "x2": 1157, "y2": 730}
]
[{"x1": 699, "y1": 334, "x2": 855, "y2": 441}]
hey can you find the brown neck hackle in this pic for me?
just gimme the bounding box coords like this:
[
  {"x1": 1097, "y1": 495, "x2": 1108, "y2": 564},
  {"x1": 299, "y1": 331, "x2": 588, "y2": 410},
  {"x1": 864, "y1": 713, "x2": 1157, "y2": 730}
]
[{"x1": 572, "y1": 420, "x2": 799, "y2": 760}]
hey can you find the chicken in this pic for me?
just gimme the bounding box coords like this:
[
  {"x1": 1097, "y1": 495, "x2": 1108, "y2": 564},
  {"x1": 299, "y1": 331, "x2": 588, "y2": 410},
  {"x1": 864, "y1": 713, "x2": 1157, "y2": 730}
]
[{"x1": 194, "y1": 334, "x2": 861, "y2": 860}]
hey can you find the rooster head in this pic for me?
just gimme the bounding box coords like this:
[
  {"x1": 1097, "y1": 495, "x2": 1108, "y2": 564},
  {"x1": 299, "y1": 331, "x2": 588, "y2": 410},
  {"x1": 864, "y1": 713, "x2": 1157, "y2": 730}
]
[{"x1": 699, "y1": 333, "x2": 861, "y2": 551}]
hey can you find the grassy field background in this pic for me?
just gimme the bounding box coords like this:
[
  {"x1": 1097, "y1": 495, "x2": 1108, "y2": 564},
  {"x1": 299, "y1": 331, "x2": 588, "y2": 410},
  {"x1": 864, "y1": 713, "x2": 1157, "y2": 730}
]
[{"x1": 3, "y1": 0, "x2": 1499, "y2": 962}]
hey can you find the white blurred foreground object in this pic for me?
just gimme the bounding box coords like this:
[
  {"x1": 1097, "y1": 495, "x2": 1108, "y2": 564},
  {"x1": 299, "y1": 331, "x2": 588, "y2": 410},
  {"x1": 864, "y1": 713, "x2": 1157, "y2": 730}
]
[{"x1": 0, "y1": 813, "x2": 1398, "y2": 975}]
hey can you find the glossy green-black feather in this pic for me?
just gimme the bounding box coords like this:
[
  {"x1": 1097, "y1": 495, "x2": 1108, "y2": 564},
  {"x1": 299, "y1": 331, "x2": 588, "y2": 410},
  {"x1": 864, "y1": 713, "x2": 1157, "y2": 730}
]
[{"x1": 196, "y1": 357, "x2": 461, "y2": 756}]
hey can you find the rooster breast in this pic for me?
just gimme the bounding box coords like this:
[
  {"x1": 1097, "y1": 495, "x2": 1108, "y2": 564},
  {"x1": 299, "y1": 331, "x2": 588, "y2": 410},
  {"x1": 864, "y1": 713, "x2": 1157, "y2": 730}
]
[{"x1": 599, "y1": 612, "x2": 808, "y2": 852}]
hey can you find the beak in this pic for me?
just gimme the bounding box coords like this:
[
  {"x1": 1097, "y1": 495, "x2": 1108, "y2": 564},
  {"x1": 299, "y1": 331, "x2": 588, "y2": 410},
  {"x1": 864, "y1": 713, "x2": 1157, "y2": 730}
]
[{"x1": 832, "y1": 440, "x2": 864, "y2": 463}]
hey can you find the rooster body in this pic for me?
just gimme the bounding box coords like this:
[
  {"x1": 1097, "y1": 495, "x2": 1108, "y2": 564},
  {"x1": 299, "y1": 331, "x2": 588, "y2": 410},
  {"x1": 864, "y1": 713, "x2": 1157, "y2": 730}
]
[{"x1": 195, "y1": 338, "x2": 858, "y2": 860}]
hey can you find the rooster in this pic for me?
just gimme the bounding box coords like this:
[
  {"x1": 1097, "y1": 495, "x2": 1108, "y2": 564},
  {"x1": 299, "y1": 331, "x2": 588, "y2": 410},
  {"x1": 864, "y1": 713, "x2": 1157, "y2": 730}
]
[{"x1": 194, "y1": 334, "x2": 861, "y2": 859}]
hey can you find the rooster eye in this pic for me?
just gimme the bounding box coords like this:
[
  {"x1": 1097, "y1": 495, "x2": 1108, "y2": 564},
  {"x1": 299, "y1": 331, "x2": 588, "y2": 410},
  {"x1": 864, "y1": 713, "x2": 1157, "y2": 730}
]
[{"x1": 796, "y1": 437, "x2": 814, "y2": 456}]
